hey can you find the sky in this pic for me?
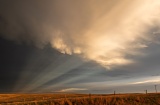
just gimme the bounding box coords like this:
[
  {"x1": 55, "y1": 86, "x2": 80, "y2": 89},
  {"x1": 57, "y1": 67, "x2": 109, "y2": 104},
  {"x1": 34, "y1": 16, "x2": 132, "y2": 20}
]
[{"x1": 0, "y1": 0, "x2": 160, "y2": 93}]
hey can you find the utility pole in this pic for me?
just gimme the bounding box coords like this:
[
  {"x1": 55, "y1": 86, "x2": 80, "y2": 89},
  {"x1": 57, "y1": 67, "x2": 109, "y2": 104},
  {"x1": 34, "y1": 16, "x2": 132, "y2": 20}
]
[
  {"x1": 145, "y1": 90, "x2": 147, "y2": 94},
  {"x1": 155, "y1": 85, "x2": 157, "y2": 93}
]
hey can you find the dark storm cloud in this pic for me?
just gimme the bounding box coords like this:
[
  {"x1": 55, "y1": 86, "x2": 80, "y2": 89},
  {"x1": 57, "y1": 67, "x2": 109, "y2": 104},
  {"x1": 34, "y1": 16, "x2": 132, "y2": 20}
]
[
  {"x1": 1, "y1": 0, "x2": 160, "y2": 69},
  {"x1": 0, "y1": 0, "x2": 92, "y2": 47},
  {"x1": 1, "y1": 0, "x2": 160, "y2": 93},
  {"x1": 0, "y1": 37, "x2": 69, "y2": 92},
  {"x1": 0, "y1": 36, "x2": 160, "y2": 93},
  {"x1": 0, "y1": 37, "x2": 31, "y2": 92}
]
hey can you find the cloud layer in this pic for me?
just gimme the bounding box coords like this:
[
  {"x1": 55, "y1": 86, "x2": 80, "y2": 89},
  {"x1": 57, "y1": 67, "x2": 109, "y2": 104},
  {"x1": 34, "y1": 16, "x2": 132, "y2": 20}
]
[{"x1": 0, "y1": 0, "x2": 160, "y2": 68}]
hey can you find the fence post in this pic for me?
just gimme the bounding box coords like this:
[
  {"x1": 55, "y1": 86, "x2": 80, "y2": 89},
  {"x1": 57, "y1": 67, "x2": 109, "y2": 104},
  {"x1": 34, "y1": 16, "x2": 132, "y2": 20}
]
[
  {"x1": 145, "y1": 90, "x2": 147, "y2": 94},
  {"x1": 155, "y1": 85, "x2": 157, "y2": 93}
]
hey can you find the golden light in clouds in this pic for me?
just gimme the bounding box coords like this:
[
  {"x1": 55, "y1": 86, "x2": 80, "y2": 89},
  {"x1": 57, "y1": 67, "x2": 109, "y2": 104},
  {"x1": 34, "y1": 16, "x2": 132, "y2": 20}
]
[
  {"x1": 50, "y1": 0, "x2": 160, "y2": 68},
  {"x1": 1, "y1": 0, "x2": 160, "y2": 93},
  {"x1": 59, "y1": 88, "x2": 87, "y2": 92},
  {"x1": 1, "y1": 0, "x2": 159, "y2": 69},
  {"x1": 131, "y1": 76, "x2": 160, "y2": 84}
]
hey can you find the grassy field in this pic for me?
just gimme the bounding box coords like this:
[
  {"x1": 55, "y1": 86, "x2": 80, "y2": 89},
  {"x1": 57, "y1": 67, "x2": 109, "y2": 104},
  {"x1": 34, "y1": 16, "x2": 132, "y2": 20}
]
[{"x1": 0, "y1": 93, "x2": 160, "y2": 105}]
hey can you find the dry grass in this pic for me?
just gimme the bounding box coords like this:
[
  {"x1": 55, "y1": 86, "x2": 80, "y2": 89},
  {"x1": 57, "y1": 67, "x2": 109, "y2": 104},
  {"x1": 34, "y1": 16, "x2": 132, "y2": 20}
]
[{"x1": 0, "y1": 93, "x2": 160, "y2": 105}]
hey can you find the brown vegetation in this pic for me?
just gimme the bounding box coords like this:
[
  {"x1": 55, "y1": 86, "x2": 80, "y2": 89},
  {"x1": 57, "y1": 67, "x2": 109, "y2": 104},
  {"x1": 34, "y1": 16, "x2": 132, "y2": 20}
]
[{"x1": 0, "y1": 93, "x2": 160, "y2": 105}]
